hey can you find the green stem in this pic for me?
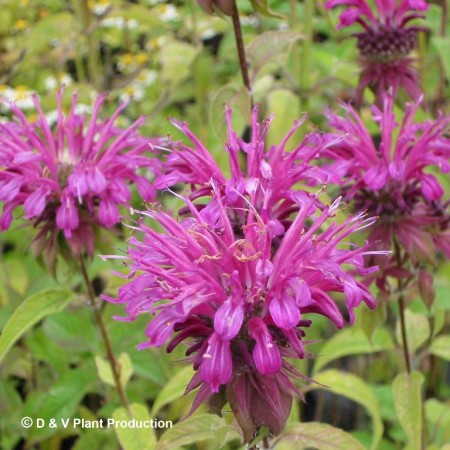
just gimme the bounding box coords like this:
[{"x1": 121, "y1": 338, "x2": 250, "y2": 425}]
[
  {"x1": 398, "y1": 286, "x2": 411, "y2": 374},
  {"x1": 231, "y1": 0, "x2": 253, "y2": 104},
  {"x1": 79, "y1": 255, "x2": 130, "y2": 412}
]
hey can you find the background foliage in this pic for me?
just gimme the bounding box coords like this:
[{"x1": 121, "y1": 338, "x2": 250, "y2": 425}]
[{"x1": 0, "y1": 0, "x2": 449, "y2": 449}]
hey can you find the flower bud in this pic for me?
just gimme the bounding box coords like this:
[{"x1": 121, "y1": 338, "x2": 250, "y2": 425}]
[{"x1": 197, "y1": 0, "x2": 235, "y2": 16}]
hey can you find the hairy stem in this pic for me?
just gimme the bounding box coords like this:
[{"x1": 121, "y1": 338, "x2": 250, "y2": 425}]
[
  {"x1": 79, "y1": 256, "x2": 130, "y2": 411},
  {"x1": 231, "y1": 0, "x2": 252, "y2": 102}
]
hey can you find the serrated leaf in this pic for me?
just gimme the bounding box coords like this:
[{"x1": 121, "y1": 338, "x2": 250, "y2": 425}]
[
  {"x1": 0, "y1": 288, "x2": 74, "y2": 363},
  {"x1": 313, "y1": 327, "x2": 393, "y2": 375},
  {"x1": 155, "y1": 414, "x2": 241, "y2": 450},
  {"x1": 112, "y1": 403, "x2": 156, "y2": 450},
  {"x1": 392, "y1": 371, "x2": 424, "y2": 450},
  {"x1": 95, "y1": 352, "x2": 133, "y2": 387},
  {"x1": 273, "y1": 422, "x2": 366, "y2": 450},
  {"x1": 151, "y1": 366, "x2": 194, "y2": 415},
  {"x1": 247, "y1": 31, "x2": 303, "y2": 80},
  {"x1": 429, "y1": 335, "x2": 450, "y2": 361},
  {"x1": 395, "y1": 310, "x2": 430, "y2": 354},
  {"x1": 312, "y1": 370, "x2": 383, "y2": 450}
]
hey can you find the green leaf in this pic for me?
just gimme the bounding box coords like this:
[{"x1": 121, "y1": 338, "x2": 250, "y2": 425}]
[
  {"x1": 151, "y1": 366, "x2": 194, "y2": 415},
  {"x1": 95, "y1": 352, "x2": 133, "y2": 387},
  {"x1": 249, "y1": 0, "x2": 284, "y2": 18},
  {"x1": 0, "y1": 288, "x2": 74, "y2": 363},
  {"x1": 359, "y1": 301, "x2": 387, "y2": 341},
  {"x1": 43, "y1": 308, "x2": 98, "y2": 352},
  {"x1": 155, "y1": 414, "x2": 241, "y2": 450},
  {"x1": 395, "y1": 310, "x2": 430, "y2": 354},
  {"x1": 72, "y1": 429, "x2": 117, "y2": 450},
  {"x1": 209, "y1": 84, "x2": 250, "y2": 141},
  {"x1": 313, "y1": 327, "x2": 393, "y2": 375},
  {"x1": 247, "y1": 31, "x2": 303, "y2": 80},
  {"x1": 24, "y1": 13, "x2": 76, "y2": 57},
  {"x1": 429, "y1": 335, "x2": 450, "y2": 361},
  {"x1": 312, "y1": 370, "x2": 383, "y2": 450},
  {"x1": 266, "y1": 88, "x2": 301, "y2": 148},
  {"x1": 425, "y1": 398, "x2": 450, "y2": 445},
  {"x1": 160, "y1": 40, "x2": 197, "y2": 86},
  {"x1": 1, "y1": 258, "x2": 29, "y2": 295},
  {"x1": 112, "y1": 403, "x2": 156, "y2": 450},
  {"x1": 431, "y1": 37, "x2": 450, "y2": 77},
  {"x1": 129, "y1": 348, "x2": 168, "y2": 387},
  {"x1": 273, "y1": 422, "x2": 366, "y2": 450},
  {"x1": 25, "y1": 367, "x2": 94, "y2": 441},
  {"x1": 392, "y1": 371, "x2": 424, "y2": 450}
]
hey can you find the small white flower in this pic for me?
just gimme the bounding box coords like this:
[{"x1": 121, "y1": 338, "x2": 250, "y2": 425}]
[
  {"x1": 44, "y1": 74, "x2": 73, "y2": 91},
  {"x1": 119, "y1": 85, "x2": 144, "y2": 103},
  {"x1": 155, "y1": 4, "x2": 179, "y2": 22},
  {"x1": 135, "y1": 70, "x2": 157, "y2": 87},
  {"x1": 45, "y1": 110, "x2": 59, "y2": 126},
  {"x1": 240, "y1": 15, "x2": 259, "y2": 27},
  {"x1": 91, "y1": 0, "x2": 111, "y2": 16},
  {"x1": 74, "y1": 103, "x2": 93, "y2": 115},
  {"x1": 201, "y1": 28, "x2": 217, "y2": 40}
]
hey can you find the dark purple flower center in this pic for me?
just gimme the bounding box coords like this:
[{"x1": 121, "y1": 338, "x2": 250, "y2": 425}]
[
  {"x1": 356, "y1": 27, "x2": 417, "y2": 63},
  {"x1": 352, "y1": 182, "x2": 420, "y2": 218}
]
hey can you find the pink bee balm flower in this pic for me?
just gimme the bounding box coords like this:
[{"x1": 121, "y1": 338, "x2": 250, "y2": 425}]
[
  {"x1": 155, "y1": 105, "x2": 341, "y2": 237},
  {"x1": 324, "y1": 92, "x2": 450, "y2": 278},
  {"x1": 106, "y1": 195, "x2": 378, "y2": 440},
  {"x1": 326, "y1": 0, "x2": 428, "y2": 105},
  {"x1": 0, "y1": 91, "x2": 161, "y2": 266}
]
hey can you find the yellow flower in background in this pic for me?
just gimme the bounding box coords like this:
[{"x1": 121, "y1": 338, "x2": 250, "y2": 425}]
[
  {"x1": 13, "y1": 19, "x2": 29, "y2": 32},
  {"x1": 135, "y1": 53, "x2": 149, "y2": 65}
]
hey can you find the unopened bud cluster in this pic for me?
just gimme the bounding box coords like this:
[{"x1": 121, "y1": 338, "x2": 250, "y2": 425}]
[{"x1": 356, "y1": 27, "x2": 417, "y2": 63}]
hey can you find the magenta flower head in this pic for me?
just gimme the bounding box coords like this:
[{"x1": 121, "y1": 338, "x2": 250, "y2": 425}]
[
  {"x1": 0, "y1": 91, "x2": 160, "y2": 267},
  {"x1": 155, "y1": 105, "x2": 340, "y2": 235},
  {"x1": 325, "y1": 0, "x2": 428, "y2": 105},
  {"x1": 324, "y1": 92, "x2": 450, "y2": 280},
  {"x1": 105, "y1": 108, "x2": 381, "y2": 441}
]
